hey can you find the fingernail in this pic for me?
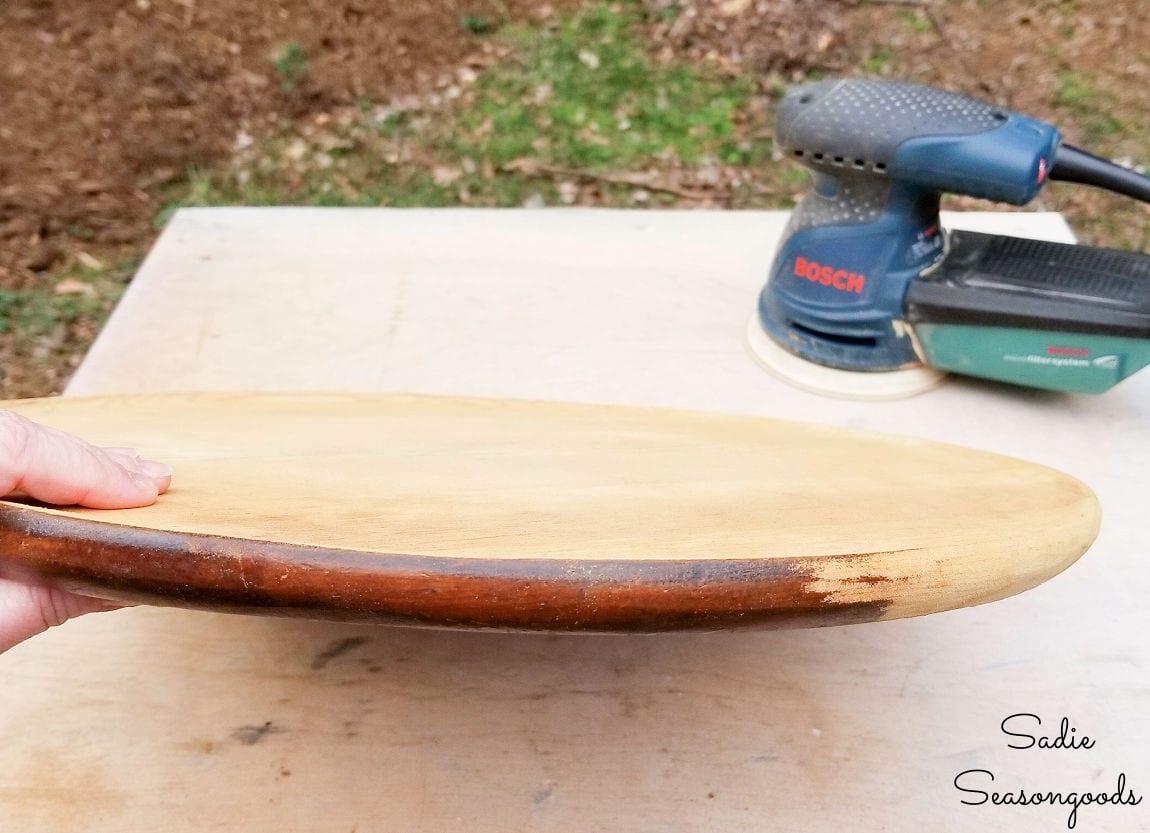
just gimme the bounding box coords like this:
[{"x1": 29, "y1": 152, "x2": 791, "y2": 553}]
[
  {"x1": 137, "y1": 460, "x2": 174, "y2": 479},
  {"x1": 127, "y1": 470, "x2": 161, "y2": 494}
]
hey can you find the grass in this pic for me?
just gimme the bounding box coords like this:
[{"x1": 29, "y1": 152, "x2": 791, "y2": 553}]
[
  {"x1": 273, "y1": 42, "x2": 309, "y2": 93},
  {"x1": 460, "y1": 15, "x2": 497, "y2": 36},
  {"x1": 0, "y1": 261, "x2": 133, "y2": 339},
  {"x1": 458, "y1": 4, "x2": 762, "y2": 169},
  {"x1": 168, "y1": 0, "x2": 776, "y2": 213},
  {"x1": 0, "y1": 258, "x2": 136, "y2": 396},
  {"x1": 896, "y1": 9, "x2": 931, "y2": 35},
  {"x1": 863, "y1": 45, "x2": 896, "y2": 75},
  {"x1": 1052, "y1": 69, "x2": 1125, "y2": 144}
]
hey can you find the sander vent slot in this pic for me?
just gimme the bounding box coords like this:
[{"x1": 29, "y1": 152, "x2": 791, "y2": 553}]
[
  {"x1": 790, "y1": 148, "x2": 888, "y2": 173},
  {"x1": 789, "y1": 321, "x2": 878, "y2": 348}
]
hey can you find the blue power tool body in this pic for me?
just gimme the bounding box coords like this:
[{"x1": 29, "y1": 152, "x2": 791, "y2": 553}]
[{"x1": 752, "y1": 78, "x2": 1150, "y2": 394}]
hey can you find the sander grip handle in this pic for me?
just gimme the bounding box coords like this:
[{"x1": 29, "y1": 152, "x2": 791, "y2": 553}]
[
  {"x1": 778, "y1": 79, "x2": 1017, "y2": 174},
  {"x1": 778, "y1": 79, "x2": 1060, "y2": 206}
]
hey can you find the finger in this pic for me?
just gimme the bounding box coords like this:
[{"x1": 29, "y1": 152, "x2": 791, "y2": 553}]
[
  {"x1": 102, "y1": 448, "x2": 173, "y2": 495},
  {"x1": 0, "y1": 577, "x2": 118, "y2": 654},
  {"x1": 0, "y1": 410, "x2": 173, "y2": 509},
  {"x1": 103, "y1": 450, "x2": 174, "y2": 496},
  {"x1": 103, "y1": 447, "x2": 141, "y2": 465}
]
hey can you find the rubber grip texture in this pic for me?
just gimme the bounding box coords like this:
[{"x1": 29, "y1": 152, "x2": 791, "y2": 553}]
[{"x1": 777, "y1": 79, "x2": 1008, "y2": 174}]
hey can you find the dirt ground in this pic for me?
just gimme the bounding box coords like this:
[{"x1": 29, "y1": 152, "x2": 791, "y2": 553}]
[
  {"x1": 0, "y1": 0, "x2": 584, "y2": 283},
  {"x1": 1, "y1": 0, "x2": 1148, "y2": 395}
]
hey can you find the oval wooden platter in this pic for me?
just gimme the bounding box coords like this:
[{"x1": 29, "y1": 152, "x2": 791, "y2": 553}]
[{"x1": 0, "y1": 393, "x2": 1099, "y2": 632}]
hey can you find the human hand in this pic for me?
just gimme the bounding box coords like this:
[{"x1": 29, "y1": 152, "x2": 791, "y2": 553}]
[{"x1": 0, "y1": 410, "x2": 172, "y2": 654}]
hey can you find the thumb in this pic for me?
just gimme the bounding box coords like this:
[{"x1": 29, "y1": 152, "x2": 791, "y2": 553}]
[
  {"x1": 0, "y1": 577, "x2": 119, "y2": 654},
  {"x1": 0, "y1": 410, "x2": 173, "y2": 509}
]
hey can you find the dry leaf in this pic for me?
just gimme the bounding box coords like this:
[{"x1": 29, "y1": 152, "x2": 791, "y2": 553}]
[
  {"x1": 75, "y1": 251, "x2": 103, "y2": 270},
  {"x1": 285, "y1": 139, "x2": 308, "y2": 161},
  {"x1": 54, "y1": 277, "x2": 96, "y2": 296},
  {"x1": 718, "y1": 0, "x2": 752, "y2": 17},
  {"x1": 503, "y1": 158, "x2": 537, "y2": 174},
  {"x1": 432, "y1": 166, "x2": 462, "y2": 185}
]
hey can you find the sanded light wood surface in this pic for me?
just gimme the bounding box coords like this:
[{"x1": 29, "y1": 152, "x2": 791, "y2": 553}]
[{"x1": 0, "y1": 392, "x2": 1098, "y2": 629}]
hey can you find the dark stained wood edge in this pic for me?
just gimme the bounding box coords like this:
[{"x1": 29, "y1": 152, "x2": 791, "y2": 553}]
[{"x1": 0, "y1": 505, "x2": 890, "y2": 632}]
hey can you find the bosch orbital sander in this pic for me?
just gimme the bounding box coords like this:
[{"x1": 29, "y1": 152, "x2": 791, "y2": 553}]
[{"x1": 747, "y1": 78, "x2": 1150, "y2": 398}]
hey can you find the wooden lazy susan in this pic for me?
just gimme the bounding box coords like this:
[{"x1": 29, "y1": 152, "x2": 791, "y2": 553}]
[{"x1": 0, "y1": 393, "x2": 1099, "y2": 631}]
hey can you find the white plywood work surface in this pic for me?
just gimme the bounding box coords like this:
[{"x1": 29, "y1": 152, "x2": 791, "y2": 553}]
[{"x1": 3, "y1": 208, "x2": 1148, "y2": 831}]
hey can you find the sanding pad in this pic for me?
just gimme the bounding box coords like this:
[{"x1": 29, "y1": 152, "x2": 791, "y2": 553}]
[{"x1": 745, "y1": 315, "x2": 947, "y2": 400}]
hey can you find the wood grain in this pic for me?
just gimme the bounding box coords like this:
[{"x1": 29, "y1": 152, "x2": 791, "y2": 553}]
[{"x1": 0, "y1": 392, "x2": 1099, "y2": 630}]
